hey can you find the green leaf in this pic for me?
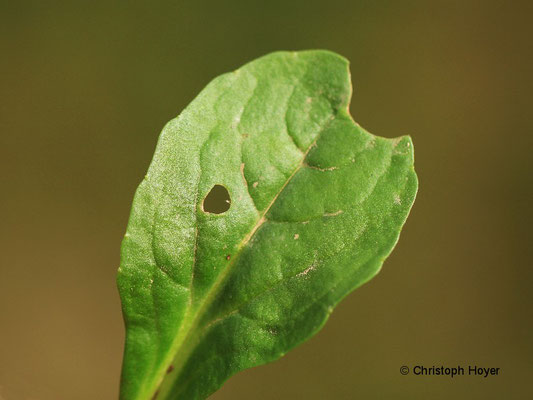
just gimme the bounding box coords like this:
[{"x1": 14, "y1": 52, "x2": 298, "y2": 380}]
[{"x1": 117, "y1": 50, "x2": 418, "y2": 400}]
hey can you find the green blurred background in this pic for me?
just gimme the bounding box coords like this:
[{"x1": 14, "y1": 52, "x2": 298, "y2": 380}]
[{"x1": 1, "y1": 1, "x2": 531, "y2": 399}]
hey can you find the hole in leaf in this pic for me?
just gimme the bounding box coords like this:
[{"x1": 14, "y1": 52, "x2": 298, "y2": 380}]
[{"x1": 203, "y1": 184, "x2": 231, "y2": 214}]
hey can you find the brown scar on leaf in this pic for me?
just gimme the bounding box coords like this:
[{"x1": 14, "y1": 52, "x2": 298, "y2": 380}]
[
  {"x1": 324, "y1": 210, "x2": 343, "y2": 217},
  {"x1": 306, "y1": 164, "x2": 338, "y2": 172},
  {"x1": 167, "y1": 365, "x2": 174, "y2": 374},
  {"x1": 297, "y1": 264, "x2": 315, "y2": 277},
  {"x1": 240, "y1": 163, "x2": 248, "y2": 187}
]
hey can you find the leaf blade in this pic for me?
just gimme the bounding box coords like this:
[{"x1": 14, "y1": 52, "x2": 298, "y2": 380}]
[{"x1": 118, "y1": 50, "x2": 418, "y2": 400}]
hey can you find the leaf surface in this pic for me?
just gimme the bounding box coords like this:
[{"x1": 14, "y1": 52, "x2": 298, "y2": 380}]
[{"x1": 117, "y1": 50, "x2": 418, "y2": 400}]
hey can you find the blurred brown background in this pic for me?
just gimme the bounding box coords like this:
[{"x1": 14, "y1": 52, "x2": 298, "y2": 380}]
[{"x1": 1, "y1": 1, "x2": 531, "y2": 399}]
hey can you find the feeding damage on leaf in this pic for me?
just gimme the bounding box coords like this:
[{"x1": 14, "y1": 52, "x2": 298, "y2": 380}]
[
  {"x1": 118, "y1": 50, "x2": 418, "y2": 400},
  {"x1": 202, "y1": 184, "x2": 231, "y2": 214}
]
